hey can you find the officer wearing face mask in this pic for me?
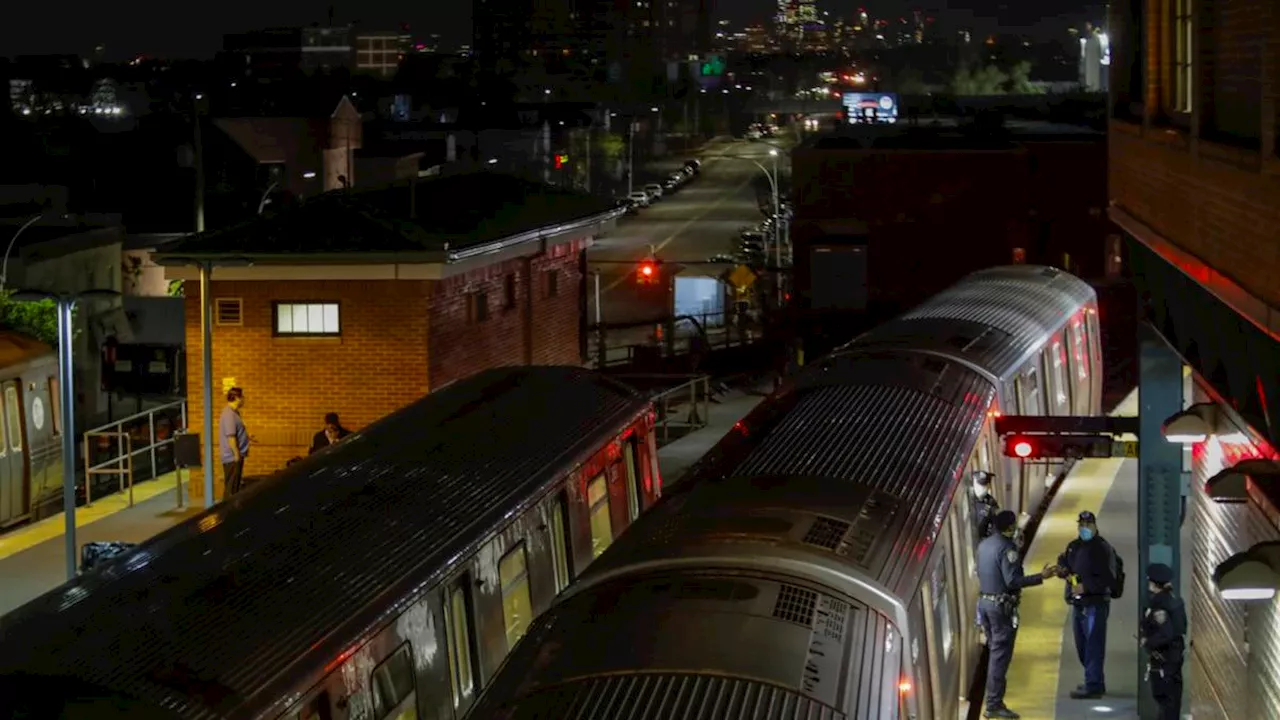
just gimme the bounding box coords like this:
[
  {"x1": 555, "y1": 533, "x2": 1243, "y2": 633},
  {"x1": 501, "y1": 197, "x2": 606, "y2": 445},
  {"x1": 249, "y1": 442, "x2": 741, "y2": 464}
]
[
  {"x1": 972, "y1": 471, "x2": 1000, "y2": 540},
  {"x1": 1055, "y1": 510, "x2": 1125, "y2": 699},
  {"x1": 1140, "y1": 563, "x2": 1186, "y2": 720},
  {"x1": 977, "y1": 510, "x2": 1059, "y2": 719}
]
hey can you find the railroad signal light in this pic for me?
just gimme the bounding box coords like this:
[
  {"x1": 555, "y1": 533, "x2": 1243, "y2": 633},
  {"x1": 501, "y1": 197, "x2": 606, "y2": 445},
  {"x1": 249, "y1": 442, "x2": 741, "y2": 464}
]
[
  {"x1": 637, "y1": 260, "x2": 659, "y2": 284},
  {"x1": 1012, "y1": 439, "x2": 1034, "y2": 458},
  {"x1": 1002, "y1": 433, "x2": 1130, "y2": 459},
  {"x1": 554, "y1": 153, "x2": 568, "y2": 169}
]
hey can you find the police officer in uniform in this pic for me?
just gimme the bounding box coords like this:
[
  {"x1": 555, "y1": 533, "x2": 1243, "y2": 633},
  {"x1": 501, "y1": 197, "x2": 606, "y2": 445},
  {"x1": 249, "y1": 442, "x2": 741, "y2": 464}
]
[
  {"x1": 972, "y1": 471, "x2": 1000, "y2": 540},
  {"x1": 977, "y1": 510, "x2": 1059, "y2": 719},
  {"x1": 1140, "y1": 563, "x2": 1186, "y2": 720}
]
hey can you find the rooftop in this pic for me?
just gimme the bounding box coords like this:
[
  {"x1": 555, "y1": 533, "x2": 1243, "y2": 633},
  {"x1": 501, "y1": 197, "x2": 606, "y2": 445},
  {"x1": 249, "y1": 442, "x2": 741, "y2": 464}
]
[{"x1": 154, "y1": 172, "x2": 619, "y2": 262}]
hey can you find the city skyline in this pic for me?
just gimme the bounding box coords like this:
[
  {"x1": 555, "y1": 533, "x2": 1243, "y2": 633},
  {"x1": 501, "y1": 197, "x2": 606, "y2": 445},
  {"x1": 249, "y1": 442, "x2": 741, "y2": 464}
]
[{"x1": 2, "y1": 0, "x2": 1104, "y2": 60}]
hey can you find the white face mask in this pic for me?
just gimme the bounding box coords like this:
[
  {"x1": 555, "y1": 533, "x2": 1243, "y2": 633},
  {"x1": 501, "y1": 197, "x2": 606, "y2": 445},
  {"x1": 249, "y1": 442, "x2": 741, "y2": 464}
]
[{"x1": 973, "y1": 482, "x2": 989, "y2": 498}]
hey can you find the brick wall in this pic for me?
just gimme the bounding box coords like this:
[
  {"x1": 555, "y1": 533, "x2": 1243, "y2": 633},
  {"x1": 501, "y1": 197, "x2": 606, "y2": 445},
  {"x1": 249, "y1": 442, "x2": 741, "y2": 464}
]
[
  {"x1": 183, "y1": 279, "x2": 431, "y2": 499},
  {"x1": 1109, "y1": 125, "x2": 1280, "y2": 309},
  {"x1": 428, "y1": 239, "x2": 585, "y2": 388}
]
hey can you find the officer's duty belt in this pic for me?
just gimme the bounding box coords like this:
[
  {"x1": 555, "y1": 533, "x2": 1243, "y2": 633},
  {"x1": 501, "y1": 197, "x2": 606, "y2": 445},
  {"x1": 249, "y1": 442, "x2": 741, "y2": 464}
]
[{"x1": 979, "y1": 593, "x2": 1014, "y2": 602}]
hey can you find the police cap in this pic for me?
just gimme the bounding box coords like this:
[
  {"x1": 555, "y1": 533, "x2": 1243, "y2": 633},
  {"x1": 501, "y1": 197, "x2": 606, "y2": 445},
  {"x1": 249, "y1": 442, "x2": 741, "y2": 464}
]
[
  {"x1": 973, "y1": 470, "x2": 993, "y2": 486},
  {"x1": 1147, "y1": 563, "x2": 1174, "y2": 585},
  {"x1": 993, "y1": 510, "x2": 1018, "y2": 532},
  {"x1": 1077, "y1": 510, "x2": 1097, "y2": 524}
]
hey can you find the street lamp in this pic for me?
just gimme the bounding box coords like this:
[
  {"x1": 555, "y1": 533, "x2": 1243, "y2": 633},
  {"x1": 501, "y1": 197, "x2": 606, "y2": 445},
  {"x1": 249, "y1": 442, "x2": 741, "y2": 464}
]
[
  {"x1": 736, "y1": 148, "x2": 786, "y2": 305},
  {"x1": 10, "y1": 288, "x2": 120, "y2": 580},
  {"x1": 1, "y1": 214, "x2": 47, "y2": 287},
  {"x1": 257, "y1": 181, "x2": 279, "y2": 215}
]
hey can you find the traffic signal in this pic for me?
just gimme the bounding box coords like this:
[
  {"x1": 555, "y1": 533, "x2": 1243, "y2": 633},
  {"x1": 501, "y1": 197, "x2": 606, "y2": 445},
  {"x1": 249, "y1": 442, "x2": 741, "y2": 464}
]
[
  {"x1": 637, "y1": 260, "x2": 659, "y2": 285},
  {"x1": 1002, "y1": 434, "x2": 1120, "y2": 459}
]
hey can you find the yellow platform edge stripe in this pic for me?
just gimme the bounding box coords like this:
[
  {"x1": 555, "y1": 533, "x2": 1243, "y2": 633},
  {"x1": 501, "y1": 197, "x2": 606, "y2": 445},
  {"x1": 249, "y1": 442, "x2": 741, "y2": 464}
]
[
  {"x1": 0, "y1": 472, "x2": 181, "y2": 562},
  {"x1": 1000, "y1": 388, "x2": 1138, "y2": 718}
]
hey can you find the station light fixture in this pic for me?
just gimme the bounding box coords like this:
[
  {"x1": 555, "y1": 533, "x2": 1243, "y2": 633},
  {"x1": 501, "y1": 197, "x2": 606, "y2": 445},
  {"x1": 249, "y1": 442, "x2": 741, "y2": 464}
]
[
  {"x1": 1204, "y1": 458, "x2": 1280, "y2": 503},
  {"x1": 1213, "y1": 541, "x2": 1280, "y2": 601},
  {"x1": 1162, "y1": 403, "x2": 1218, "y2": 444}
]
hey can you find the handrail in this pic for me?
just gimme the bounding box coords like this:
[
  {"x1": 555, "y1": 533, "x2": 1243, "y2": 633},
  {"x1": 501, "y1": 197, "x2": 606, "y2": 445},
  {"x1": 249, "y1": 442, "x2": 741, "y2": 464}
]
[
  {"x1": 82, "y1": 399, "x2": 187, "y2": 506},
  {"x1": 613, "y1": 374, "x2": 712, "y2": 445}
]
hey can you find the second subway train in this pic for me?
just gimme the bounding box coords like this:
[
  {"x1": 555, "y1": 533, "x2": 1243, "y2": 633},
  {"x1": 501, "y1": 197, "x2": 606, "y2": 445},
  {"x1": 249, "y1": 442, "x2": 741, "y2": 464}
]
[{"x1": 467, "y1": 265, "x2": 1105, "y2": 720}]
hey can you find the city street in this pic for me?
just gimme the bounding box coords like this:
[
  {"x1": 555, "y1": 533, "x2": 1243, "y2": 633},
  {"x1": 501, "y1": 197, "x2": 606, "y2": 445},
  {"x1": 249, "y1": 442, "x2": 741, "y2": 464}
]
[{"x1": 588, "y1": 137, "x2": 792, "y2": 329}]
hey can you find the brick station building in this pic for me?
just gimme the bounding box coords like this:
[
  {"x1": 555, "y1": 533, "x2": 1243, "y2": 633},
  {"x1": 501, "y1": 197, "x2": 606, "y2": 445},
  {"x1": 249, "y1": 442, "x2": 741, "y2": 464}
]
[{"x1": 155, "y1": 172, "x2": 620, "y2": 498}]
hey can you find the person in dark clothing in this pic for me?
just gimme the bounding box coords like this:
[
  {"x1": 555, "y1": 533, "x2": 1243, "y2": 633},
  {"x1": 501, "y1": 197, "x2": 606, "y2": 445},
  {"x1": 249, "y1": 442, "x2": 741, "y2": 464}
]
[
  {"x1": 309, "y1": 413, "x2": 350, "y2": 454},
  {"x1": 977, "y1": 510, "x2": 1059, "y2": 719},
  {"x1": 972, "y1": 470, "x2": 1000, "y2": 540},
  {"x1": 1141, "y1": 563, "x2": 1186, "y2": 720},
  {"x1": 1056, "y1": 510, "x2": 1124, "y2": 699}
]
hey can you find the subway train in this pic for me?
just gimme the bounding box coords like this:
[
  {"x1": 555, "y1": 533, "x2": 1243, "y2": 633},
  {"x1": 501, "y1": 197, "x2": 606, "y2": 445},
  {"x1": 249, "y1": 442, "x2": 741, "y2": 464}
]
[
  {"x1": 0, "y1": 366, "x2": 661, "y2": 720},
  {"x1": 465, "y1": 265, "x2": 1104, "y2": 720},
  {"x1": 0, "y1": 332, "x2": 63, "y2": 528}
]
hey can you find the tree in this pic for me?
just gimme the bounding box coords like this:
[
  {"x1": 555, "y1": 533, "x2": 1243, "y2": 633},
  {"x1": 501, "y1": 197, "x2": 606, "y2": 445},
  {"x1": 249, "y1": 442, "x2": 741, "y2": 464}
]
[
  {"x1": 597, "y1": 132, "x2": 626, "y2": 163},
  {"x1": 0, "y1": 289, "x2": 64, "y2": 347},
  {"x1": 1006, "y1": 61, "x2": 1043, "y2": 95},
  {"x1": 894, "y1": 67, "x2": 929, "y2": 95},
  {"x1": 951, "y1": 64, "x2": 1010, "y2": 96}
]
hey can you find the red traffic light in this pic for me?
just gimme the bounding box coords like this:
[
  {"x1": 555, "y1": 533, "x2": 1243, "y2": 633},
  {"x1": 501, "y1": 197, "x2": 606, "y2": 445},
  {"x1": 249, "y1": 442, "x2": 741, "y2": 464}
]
[
  {"x1": 641, "y1": 264, "x2": 654, "y2": 276},
  {"x1": 637, "y1": 261, "x2": 659, "y2": 284},
  {"x1": 1012, "y1": 439, "x2": 1034, "y2": 458}
]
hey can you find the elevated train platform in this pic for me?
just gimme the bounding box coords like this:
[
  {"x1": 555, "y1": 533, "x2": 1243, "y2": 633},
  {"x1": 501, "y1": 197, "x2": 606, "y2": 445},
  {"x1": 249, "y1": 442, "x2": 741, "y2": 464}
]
[{"x1": 1003, "y1": 389, "x2": 1191, "y2": 719}]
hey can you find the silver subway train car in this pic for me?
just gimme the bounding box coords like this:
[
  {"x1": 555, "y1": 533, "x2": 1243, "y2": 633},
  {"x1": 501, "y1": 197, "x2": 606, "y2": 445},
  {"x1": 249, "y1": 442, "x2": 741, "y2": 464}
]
[
  {"x1": 0, "y1": 331, "x2": 63, "y2": 528},
  {"x1": 466, "y1": 266, "x2": 1103, "y2": 720},
  {"x1": 0, "y1": 366, "x2": 661, "y2": 720}
]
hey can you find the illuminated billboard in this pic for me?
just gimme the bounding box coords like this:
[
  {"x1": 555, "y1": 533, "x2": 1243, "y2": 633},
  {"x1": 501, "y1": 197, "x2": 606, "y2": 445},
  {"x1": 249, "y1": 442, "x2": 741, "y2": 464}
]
[{"x1": 842, "y1": 92, "x2": 899, "y2": 124}]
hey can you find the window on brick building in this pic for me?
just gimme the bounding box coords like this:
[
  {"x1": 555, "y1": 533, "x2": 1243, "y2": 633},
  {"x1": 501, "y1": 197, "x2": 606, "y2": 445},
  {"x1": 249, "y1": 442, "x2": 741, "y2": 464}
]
[
  {"x1": 1173, "y1": 0, "x2": 1193, "y2": 114},
  {"x1": 274, "y1": 302, "x2": 341, "y2": 336},
  {"x1": 544, "y1": 269, "x2": 558, "y2": 298},
  {"x1": 503, "y1": 273, "x2": 517, "y2": 309},
  {"x1": 468, "y1": 291, "x2": 489, "y2": 323}
]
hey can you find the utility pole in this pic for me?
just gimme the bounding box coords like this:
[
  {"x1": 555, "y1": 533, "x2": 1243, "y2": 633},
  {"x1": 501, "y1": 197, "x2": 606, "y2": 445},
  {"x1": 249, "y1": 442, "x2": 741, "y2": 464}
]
[
  {"x1": 627, "y1": 118, "x2": 636, "y2": 196},
  {"x1": 193, "y1": 95, "x2": 205, "y2": 233}
]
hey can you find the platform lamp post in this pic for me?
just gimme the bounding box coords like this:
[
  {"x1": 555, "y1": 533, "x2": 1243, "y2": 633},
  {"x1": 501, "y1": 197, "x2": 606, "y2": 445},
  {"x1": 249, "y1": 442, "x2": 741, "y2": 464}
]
[
  {"x1": 151, "y1": 256, "x2": 253, "y2": 508},
  {"x1": 10, "y1": 288, "x2": 120, "y2": 580},
  {"x1": 740, "y1": 148, "x2": 784, "y2": 306}
]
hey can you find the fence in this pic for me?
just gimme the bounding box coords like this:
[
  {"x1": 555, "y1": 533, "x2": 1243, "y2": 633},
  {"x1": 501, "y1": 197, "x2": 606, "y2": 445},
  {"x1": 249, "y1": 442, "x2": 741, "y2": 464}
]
[
  {"x1": 81, "y1": 400, "x2": 187, "y2": 506},
  {"x1": 587, "y1": 311, "x2": 761, "y2": 369},
  {"x1": 613, "y1": 374, "x2": 712, "y2": 446}
]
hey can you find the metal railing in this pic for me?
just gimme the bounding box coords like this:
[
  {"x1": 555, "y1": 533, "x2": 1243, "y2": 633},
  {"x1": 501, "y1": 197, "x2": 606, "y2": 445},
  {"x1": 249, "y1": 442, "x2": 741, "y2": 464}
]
[
  {"x1": 614, "y1": 374, "x2": 712, "y2": 446},
  {"x1": 82, "y1": 399, "x2": 187, "y2": 507},
  {"x1": 588, "y1": 311, "x2": 763, "y2": 369}
]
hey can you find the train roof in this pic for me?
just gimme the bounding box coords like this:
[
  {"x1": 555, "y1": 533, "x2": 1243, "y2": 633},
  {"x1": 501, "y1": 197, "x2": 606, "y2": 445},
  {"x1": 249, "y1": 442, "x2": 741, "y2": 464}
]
[
  {"x1": 0, "y1": 366, "x2": 649, "y2": 720},
  {"x1": 575, "y1": 349, "x2": 994, "y2": 604},
  {"x1": 848, "y1": 265, "x2": 1096, "y2": 381},
  {"x1": 0, "y1": 330, "x2": 53, "y2": 373}
]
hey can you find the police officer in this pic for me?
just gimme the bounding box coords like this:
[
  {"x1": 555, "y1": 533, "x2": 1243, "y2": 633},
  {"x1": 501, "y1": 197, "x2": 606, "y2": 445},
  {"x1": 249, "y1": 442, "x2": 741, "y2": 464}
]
[
  {"x1": 972, "y1": 471, "x2": 1000, "y2": 540},
  {"x1": 1056, "y1": 509, "x2": 1122, "y2": 699},
  {"x1": 977, "y1": 510, "x2": 1059, "y2": 719},
  {"x1": 1141, "y1": 563, "x2": 1186, "y2": 720}
]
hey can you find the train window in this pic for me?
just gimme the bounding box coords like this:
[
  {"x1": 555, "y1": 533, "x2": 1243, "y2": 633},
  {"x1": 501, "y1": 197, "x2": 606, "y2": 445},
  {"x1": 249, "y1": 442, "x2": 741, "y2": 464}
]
[
  {"x1": 370, "y1": 644, "x2": 418, "y2": 720},
  {"x1": 1051, "y1": 342, "x2": 1069, "y2": 407},
  {"x1": 931, "y1": 551, "x2": 955, "y2": 660},
  {"x1": 291, "y1": 690, "x2": 333, "y2": 720},
  {"x1": 48, "y1": 377, "x2": 61, "y2": 434},
  {"x1": 548, "y1": 492, "x2": 573, "y2": 593},
  {"x1": 587, "y1": 475, "x2": 613, "y2": 558},
  {"x1": 498, "y1": 543, "x2": 534, "y2": 649},
  {"x1": 4, "y1": 387, "x2": 19, "y2": 451},
  {"x1": 1020, "y1": 368, "x2": 1041, "y2": 415},
  {"x1": 0, "y1": 393, "x2": 8, "y2": 455},
  {"x1": 445, "y1": 581, "x2": 475, "y2": 705},
  {"x1": 623, "y1": 439, "x2": 641, "y2": 521}
]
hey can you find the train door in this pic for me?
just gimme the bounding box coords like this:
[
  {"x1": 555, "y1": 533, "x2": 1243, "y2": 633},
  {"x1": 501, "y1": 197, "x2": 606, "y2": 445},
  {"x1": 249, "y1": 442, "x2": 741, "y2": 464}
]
[
  {"x1": 370, "y1": 644, "x2": 419, "y2": 720},
  {"x1": 1085, "y1": 307, "x2": 1103, "y2": 412},
  {"x1": 1014, "y1": 365, "x2": 1043, "y2": 514},
  {"x1": 443, "y1": 573, "x2": 479, "y2": 717},
  {"x1": 0, "y1": 381, "x2": 25, "y2": 525},
  {"x1": 1068, "y1": 317, "x2": 1092, "y2": 416},
  {"x1": 622, "y1": 438, "x2": 641, "y2": 522}
]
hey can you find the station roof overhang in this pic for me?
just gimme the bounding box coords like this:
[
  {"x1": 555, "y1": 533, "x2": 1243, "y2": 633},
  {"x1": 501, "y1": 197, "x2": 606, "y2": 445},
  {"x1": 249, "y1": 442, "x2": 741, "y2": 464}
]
[
  {"x1": 155, "y1": 211, "x2": 617, "y2": 282},
  {"x1": 1111, "y1": 204, "x2": 1280, "y2": 455}
]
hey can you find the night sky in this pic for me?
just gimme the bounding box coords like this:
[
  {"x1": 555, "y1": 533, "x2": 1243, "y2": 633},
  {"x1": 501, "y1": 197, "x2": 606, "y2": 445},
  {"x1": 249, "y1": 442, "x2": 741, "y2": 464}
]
[{"x1": 2, "y1": 0, "x2": 1103, "y2": 60}]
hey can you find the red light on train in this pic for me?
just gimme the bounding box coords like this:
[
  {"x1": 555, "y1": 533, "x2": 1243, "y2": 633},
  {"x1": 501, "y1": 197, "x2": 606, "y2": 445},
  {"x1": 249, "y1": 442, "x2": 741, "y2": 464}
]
[
  {"x1": 898, "y1": 679, "x2": 912, "y2": 694},
  {"x1": 1012, "y1": 439, "x2": 1034, "y2": 458}
]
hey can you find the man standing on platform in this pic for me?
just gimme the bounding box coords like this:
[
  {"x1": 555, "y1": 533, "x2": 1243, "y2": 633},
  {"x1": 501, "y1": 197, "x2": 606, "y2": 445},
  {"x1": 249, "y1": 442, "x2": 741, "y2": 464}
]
[
  {"x1": 977, "y1": 510, "x2": 1059, "y2": 719},
  {"x1": 972, "y1": 471, "x2": 1000, "y2": 540},
  {"x1": 1141, "y1": 563, "x2": 1187, "y2": 720},
  {"x1": 220, "y1": 387, "x2": 249, "y2": 498},
  {"x1": 1055, "y1": 510, "x2": 1125, "y2": 699}
]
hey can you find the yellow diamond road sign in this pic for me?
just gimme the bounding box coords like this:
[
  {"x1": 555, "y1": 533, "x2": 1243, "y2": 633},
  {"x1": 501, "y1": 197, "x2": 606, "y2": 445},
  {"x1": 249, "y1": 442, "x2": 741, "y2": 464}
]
[{"x1": 728, "y1": 264, "x2": 756, "y2": 289}]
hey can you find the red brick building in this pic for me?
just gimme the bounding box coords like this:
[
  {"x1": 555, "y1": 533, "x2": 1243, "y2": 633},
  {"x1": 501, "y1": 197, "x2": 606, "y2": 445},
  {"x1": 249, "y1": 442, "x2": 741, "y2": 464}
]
[
  {"x1": 1107, "y1": 0, "x2": 1280, "y2": 715},
  {"x1": 155, "y1": 173, "x2": 619, "y2": 497}
]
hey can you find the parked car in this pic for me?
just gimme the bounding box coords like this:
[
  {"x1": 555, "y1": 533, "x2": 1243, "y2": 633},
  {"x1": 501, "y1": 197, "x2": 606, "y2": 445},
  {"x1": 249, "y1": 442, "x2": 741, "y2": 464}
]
[
  {"x1": 643, "y1": 183, "x2": 664, "y2": 201},
  {"x1": 615, "y1": 196, "x2": 641, "y2": 214},
  {"x1": 684, "y1": 159, "x2": 701, "y2": 174},
  {"x1": 628, "y1": 191, "x2": 651, "y2": 207}
]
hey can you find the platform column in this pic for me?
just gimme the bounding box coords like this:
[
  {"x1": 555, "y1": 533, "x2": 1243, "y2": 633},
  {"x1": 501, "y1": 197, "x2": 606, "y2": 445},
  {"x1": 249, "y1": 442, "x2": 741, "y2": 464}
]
[{"x1": 1136, "y1": 322, "x2": 1184, "y2": 719}]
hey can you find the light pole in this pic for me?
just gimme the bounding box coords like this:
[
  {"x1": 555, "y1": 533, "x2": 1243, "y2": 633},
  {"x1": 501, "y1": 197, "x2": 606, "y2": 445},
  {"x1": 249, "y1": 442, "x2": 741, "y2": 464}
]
[
  {"x1": 257, "y1": 181, "x2": 279, "y2": 215},
  {"x1": 626, "y1": 118, "x2": 636, "y2": 196},
  {"x1": 11, "y1": 288, "x2": 120, "y2": 580},
  {"x1": 739, "y1": 148, "x2": 785, "y2": 306},
  {"x1": 1, "y1": 214, "x2": 45, "y2": 287}
]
